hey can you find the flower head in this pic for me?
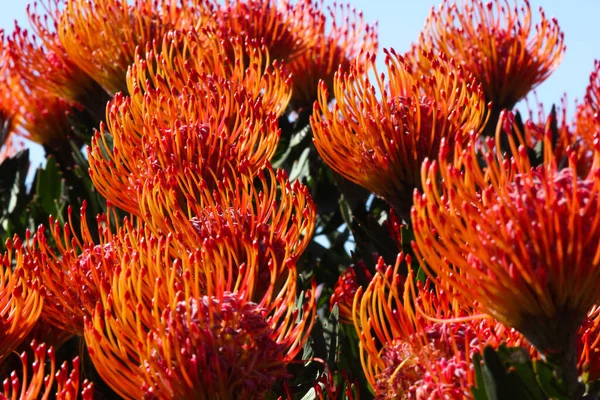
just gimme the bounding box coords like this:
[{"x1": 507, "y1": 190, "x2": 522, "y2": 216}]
[
  {"x1": 84, "y1": 229, "x2": 315, "y2": 399},
  {"x1": 287, "y1": 1, "x2": 378, "y2": 108},
  {"x1": 29, "y1": 202, "x2": 116, "y2": 336},
  {"x1": 212, "y1": 0, "x2": 323, "y2": 63},
  {"x1": 1, "y1": 341, "x2": 94, "y2": 400},
  {"x1": 88, "y1": 28, "x2": 289, "y2": 214},
  {"x1": 58, "y1": 0, "x2": 209, "y2": 95},
  {"x1": 311, "y1": 48, "x2": 486, "y2": 220},
  {"x1": 353, "y1": 254, "x2": 527, "y2": 398},
  {"x1": 412, "y1": 111, "x2": 600, "y2": 392},
  {"x1": 0, "y1": 237, "x2": 43, "y2": 364},
  {"x1": 140, "y1": 162, "x2": 316, "y2": 292},
  {"x1": 574, "y1": 60, "x2": 600, "y2": 153},
  {"x1": 8, "y1": 2, "x2": 109, "y2": 120},
  {"x1": 415, "y1": 0, "x2": 565, "y2": 114}
]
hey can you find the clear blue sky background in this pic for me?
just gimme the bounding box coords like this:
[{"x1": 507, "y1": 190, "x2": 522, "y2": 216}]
[{"x1": 2, "y1": 0, "x2": 599, "y2": 168}]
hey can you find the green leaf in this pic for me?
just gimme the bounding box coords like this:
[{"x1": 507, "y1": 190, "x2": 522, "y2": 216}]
[{"x1": 35, "y1": 156, "x2": 66, "y2": 221}]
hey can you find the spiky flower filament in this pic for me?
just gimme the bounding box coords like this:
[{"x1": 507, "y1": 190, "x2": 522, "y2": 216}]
[
  {"x1": 139, "y1": 162, "x2": 316, "y2": 290},
  {"x1": 58, "y1": 0, "x2": 209, "y2": 95},
  {"x1": 412, "y1": 111, "x2": 600, "y2": 375},
  {"x1": 578, "y1": 305, "x2": 600, "y2": 383},
  {"x1": 416, "y1": 0, "x2": 565, "y2": 113},
  {"x1": 127, "y1": 28, "x2": 292, "y2": 118},
  {"x1": 353, "y1": 254, "x2": 528, "y2": 398},
  {"x1": 330, "y1": 262, "x2": 373, "y2": 324},
  {"x1": 29, "y1": 202, "x2": 117, "y2": 336},
  {"x1": 287, "y1": 1, "x2": 378, "y2": 108},
  {"x1": 574, "y1": 61, "x2": 600, "y2": 155},
  {"x1": 0, "y1": 341, "x2": 93, "y2": 400},
  {"x1": 7, "y1": 2, "x2": 109, "y2": 120},
  {"x1": 88, "y1": 30, "x2": 288, "y2": 214},
  {"x1": 311, "y1": 48, "x2": 486, "y2": 220},
  {"x1": 84, "y1": 229, "x2": 315, "y2": 399},
  {"x1": 212, "y1": 0, "x2": 324, "y2": 63},
  {"x1": 0, "y1": 237, "x2": 43, "y2": 364}
]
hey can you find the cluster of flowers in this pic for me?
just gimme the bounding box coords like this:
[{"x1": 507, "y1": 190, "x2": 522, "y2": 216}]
[{"x1": 0, "y1": 0, "x2": 599, "y2": 398}]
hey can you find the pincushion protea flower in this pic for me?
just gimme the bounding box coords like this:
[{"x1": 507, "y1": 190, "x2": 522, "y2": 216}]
[
  {"x1": 1, "y1": 341, "x2": 94, "y2": 400},
  {"x1": 0, "y1": 237, "x2": 43, "y2": 364},
  {"x1": 84, "y1": 229, "x2": 315, "y2": 399},
  {"x1": 311, "y1": 48, "x2": 487, "y2": 220},
  {"x1": 28, "y1": 202, "x2": 116, "y2": 336},
  {"x1": 88, "y1": 28, "x2": 289, "y2": 214},
  {"x1": 353, "y1": 254, "x2": 528, "y2": 398},
  {"x1": 140, "y1": 162, "x2": 316, "y2": 288},
  {"x1": 287, "y1": 1, "x2": 378, "y2": 108},
  {"x1": 211, "y1": 0, "x2": 323, "y2": 63},
  {"x1": 412, "y1": 111, "x2": 600, "y2": 396},
  {"x1": 58, "y1": 0, "x2": 209, "y2": 95},
  {"x1": 415, "y1": 0, "x2": 565, "y2": 118},
  {"x1": 7, "y1": 1, "x2": 110, "y2": 121}
]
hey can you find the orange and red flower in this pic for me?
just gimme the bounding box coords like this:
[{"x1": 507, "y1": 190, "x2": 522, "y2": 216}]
[
  {"x1": 287, "y1": 1, "x2": 378, "y2": 108},
  {"x1": 8, "y1": 2, "x2": 109, "y2": 120},
  {"x1": 353, "y1": 254, "x2": 527, "y2": 398},
  {"x1": 88, "y1": 28, "x2": 289, "y2": 214},
  {"x1": 84, "y1": 228, "x2": 315, "y2": 399},
  {"x1": 0, "y1": 341, "x2": 93, "y2": 400},
  {"x1": 312, "y1": 48, "x2": 487, "y2": 220},
  {"x1": 0, "y1": 237, "x2": 43, "y2": 364},
  {"x1": 415, "y1": 0, "x2": 565, "y2": 115},
  {"x1": 412, "y1": 111, "x2": 600, "y2": 394},
  {"x1": 212, "y1": 0, "x2": 323, "y2": 63},
  {"x1": 29, "y1": 203, "x2": 117, "y2": 336},
  {"x1": 58, "y1": 0, "x2": 209, "y2": 95}
]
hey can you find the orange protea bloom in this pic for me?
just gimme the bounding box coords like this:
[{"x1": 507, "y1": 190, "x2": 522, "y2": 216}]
[
  {"x1": 0, "y1": 341, "x2": 94, "y2": 399},
  {"x1": 58, "y1": 0, "x2": 210, "y2": 95},
  {"x1": 311, "y1": 48, "x2": 487, "y2": 220},
  {"x1": 0, "y1": 237, "x2": 43, "y2": 364},
  {"x1": 140, "y1": 162, "x2": 316, "y2": 289},
  {"x1": 88, "y1": 29, "x2": 289, "y2": 214},
  {"x1": 412, "y1": 111, "x2": 600, "y2": 395},
  {"x1": 287, "y1": 1, "x2": 378, "y2": 108},
  {"x1": 7, "y1": 2, "x2": 110, "y2": 120},
  {"x1": 353, "y1": 254, "x2": 528, "y2": 399},
  {"x1": 212, "y1": 0, "x2": 323, "y2": 63},
  {"x1": 415, "y1": 0, "x2": 565, "y2": 115},
  {"x1": 28, "y1": 203, "x2": 117, "y2": 336},
  {"x1": 84, "y1": 229, "x2": 315, "y2": 399}
]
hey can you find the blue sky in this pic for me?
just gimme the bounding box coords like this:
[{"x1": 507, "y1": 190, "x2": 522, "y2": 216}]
[{"x1": 2, "y1": 0, "x2": 599, "y2": 167}]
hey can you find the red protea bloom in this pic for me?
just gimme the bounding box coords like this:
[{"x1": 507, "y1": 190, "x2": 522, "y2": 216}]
[
  {"x1": 28, "y1": 203, "x2": 117, "y2": 336},
  {"x1": 7, "y1": 2, "x2": 109, "y2": 120},
  {"x1": 287, "y1": 1, "x2": 378, "y2": 108},
  {"x1": 84, "y1": 229, "x2": 315, "y2": 399},
  {"x1": 416, "y1": 0, "x2": 565, "y2": 115},
  {"x1": 0, "y1": 32, "x2": 18, "y2": 147},
  {"x1": 0, "y1": 341, "x2": 93, "y2": 399},
  {"x1": 140, "y1": 162, "x2": 316, "y2": 291},
  {"x1": 88, "y1": 28, "x2": 289, "y2": 214},
  {"x1": 412, "y1": 111, "x2": 600, "y2": 396},
  {"x1": 353, "y1": 254, "x2": 528, "y2": 398},
  {"x1": 212, "y1": 0, "x2": 323, "y2": 63},
  {"x1": 311, "y1": 48, "x2": 487, "y2": 220},
  {"x1": 58, "y1": 0, "x2": 209, "y2": 95},
  {"x1": 0, "y1": 237, "x2": 43, "y2": 364}
]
